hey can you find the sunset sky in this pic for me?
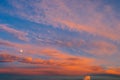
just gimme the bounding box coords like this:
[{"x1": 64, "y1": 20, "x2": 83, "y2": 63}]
[{"x1": 0, "y1": 0, "x2": 120, "y2": 77}]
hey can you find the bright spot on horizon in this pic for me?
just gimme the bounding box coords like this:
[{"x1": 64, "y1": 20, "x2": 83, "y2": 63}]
[{"x1": 84, "y1": 75, "x2": 91, "y2": 80}]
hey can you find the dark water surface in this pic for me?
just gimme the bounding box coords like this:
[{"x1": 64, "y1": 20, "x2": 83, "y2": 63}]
[{"x1": 0, "y1": 74, "x2": 120, "y2": 80}]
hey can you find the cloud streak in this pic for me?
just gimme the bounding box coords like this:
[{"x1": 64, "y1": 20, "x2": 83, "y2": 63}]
[
  {"x1": 6, "y1": 0, "x2": 120, "y2": 41},
  {"x1": 0, "y1": 24, "x2": 29, "y2": 41},
  {"x1": 0, "y1": 53, "x2": 120, "y2": 76},
  {"x1": 84, "y1": 40, "x2": 118, "y2": 56}
]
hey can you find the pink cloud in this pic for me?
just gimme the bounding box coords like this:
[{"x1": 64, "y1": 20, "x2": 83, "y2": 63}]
[
  {"x1": 84, "y1": 40, "x2": 118, "y2": 56},
  {"x1": 8, "y1": 0, "x2": 120, "y2": 41},
  {"x1": 0, "y1": 24, "x2": 29, "y2": 41}
]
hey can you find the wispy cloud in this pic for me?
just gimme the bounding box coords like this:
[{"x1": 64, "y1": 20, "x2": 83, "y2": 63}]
[
  {"x1": 0, "y1": 24, "x2": 29, "y2": 41},
  {"x1": 7, "y1": 0, "x2": 120, "y2": 41},
  {"x1": 84, "y1": 40, "x2": 118, "y2": 56}
]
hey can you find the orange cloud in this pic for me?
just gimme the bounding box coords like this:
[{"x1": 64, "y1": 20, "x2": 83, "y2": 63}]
[
  {"x1": 0, "y1": 39, "x2": 88, "y2": 61},
  {"x1": 0, "y1": 39, "x2": 119, "y2": 66},
  {"x1": 106, "y1": 67, "x2": 120, "y2": 75},
  {"x1": 0, "y1": 53, "x2": 120, "y2": 76},
  {"x1": 0, "y1": 39, "x2": 120, "y2": 76},
  {"x1": 0, "y1": 54, "x2": 19, "y2": 62},
  {"x1": 0, "y1": 53, "x2": 95, "y2": 75}
]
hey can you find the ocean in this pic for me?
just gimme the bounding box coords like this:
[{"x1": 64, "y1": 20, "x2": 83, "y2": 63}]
[{"x1": 0, "y1": 74, "x2": 120, "y2": 80}]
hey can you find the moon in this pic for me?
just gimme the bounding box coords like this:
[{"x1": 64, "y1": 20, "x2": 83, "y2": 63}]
[{"x1": 20, "y1": 49, "x2": 23, "y2": 53}]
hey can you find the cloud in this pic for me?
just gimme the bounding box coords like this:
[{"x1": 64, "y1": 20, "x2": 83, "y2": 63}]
[
  {"x1": 0, "y1": 53, "x2": 104, "y2": 75},
  {"x1": 105, "y1": 67, "x2": 120, "y2": 75},
  {"x1": 0, "y1": 53, "x2": 54, "y2": 65},
  {"x1": 34, "y1": 34, "x2": 119, "y2": 56},
  {"x1": 0, "y1": 0, "x2": 120, "y2": 76},
  {"x1": 0, "y1": 24, "x2": 29, "y2": 41},
  {"x1": 52, "y1": 18, "x2": 120, "y2": 41},
  {"x1": 0, "y1": 51, "x2": 120, "y2": 76},
  {"x1": 0, "y1": 54, "x2": 19, "y2": 62},
  {"x1": 0, "y1": 54, "x2": 120, "y2": 76},
  {"x1": 6, "y1": 0, "x2": 120, "y2": 41},
  {"x1": 36, "y1": 37, "x2": 119, "y2": 56},
  {"x1": 0, "y1": 38, "x2": 119, "y2": 64},
  {"x1": 0, "y1": 39, "x2": 119, "y2": 75},
  {"x1": 83, "y1": 40, "x2": 118, "y2": 56},
  {"x1": 0, "y1": 39, "x2": 94, "y2": 63},
  {"x1": 0, "y1": 39, "x2": 14, "y2": 47}
]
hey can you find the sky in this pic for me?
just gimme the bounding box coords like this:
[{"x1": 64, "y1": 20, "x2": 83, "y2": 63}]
[{"x1": 0, "y1": 0, "x2": 120, "y2": 77}]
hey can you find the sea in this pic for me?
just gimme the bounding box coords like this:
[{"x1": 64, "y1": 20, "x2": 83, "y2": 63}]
[{"x1": 0, "y1": 74, "x2": 120, "y2": 80}]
